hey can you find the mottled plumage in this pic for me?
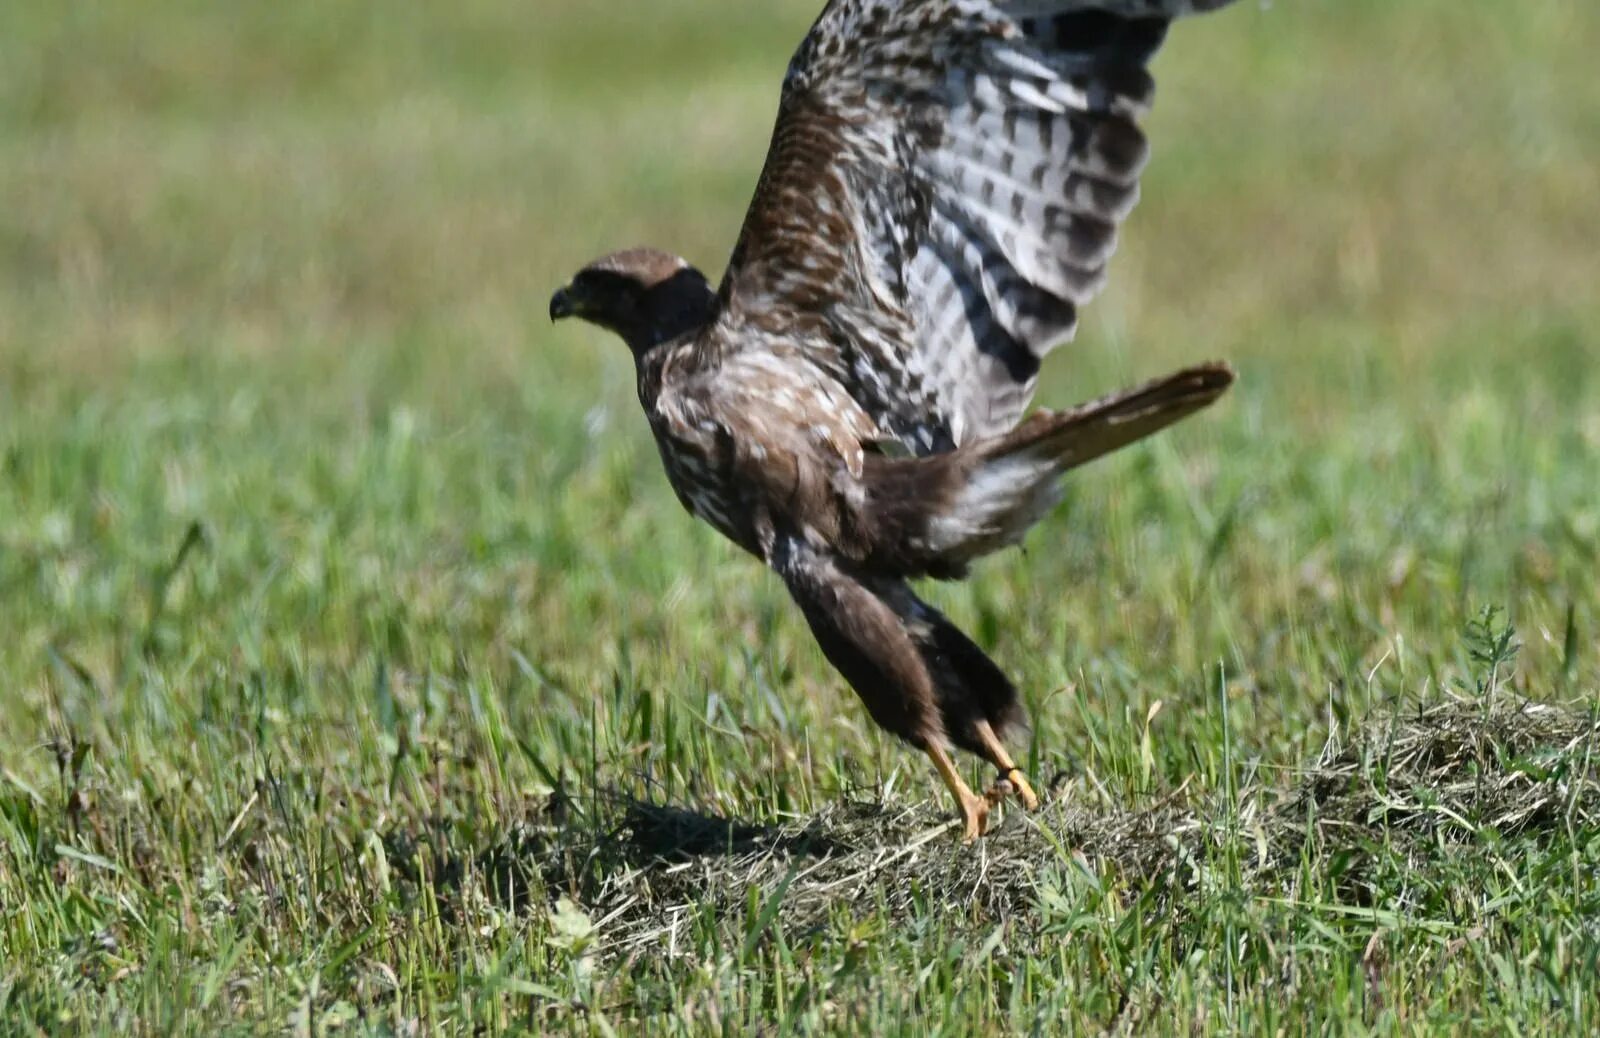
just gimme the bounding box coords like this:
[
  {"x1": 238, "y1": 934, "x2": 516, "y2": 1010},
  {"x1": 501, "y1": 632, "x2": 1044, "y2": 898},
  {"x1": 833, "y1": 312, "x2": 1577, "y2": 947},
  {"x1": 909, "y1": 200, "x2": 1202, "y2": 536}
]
[{"x1": 550, "y1": 0, "x2": 1239, "y2": 840}]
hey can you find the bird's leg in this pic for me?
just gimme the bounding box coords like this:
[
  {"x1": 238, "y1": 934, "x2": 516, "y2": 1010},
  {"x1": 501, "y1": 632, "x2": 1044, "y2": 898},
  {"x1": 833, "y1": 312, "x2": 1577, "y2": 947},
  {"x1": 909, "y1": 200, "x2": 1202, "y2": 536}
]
[
  {"x1": 972, "y1": 720, "x2": 1041, "y2": 810},
  {"x1": 924, "y1": 743, "x2": 989, "y2": 843}
]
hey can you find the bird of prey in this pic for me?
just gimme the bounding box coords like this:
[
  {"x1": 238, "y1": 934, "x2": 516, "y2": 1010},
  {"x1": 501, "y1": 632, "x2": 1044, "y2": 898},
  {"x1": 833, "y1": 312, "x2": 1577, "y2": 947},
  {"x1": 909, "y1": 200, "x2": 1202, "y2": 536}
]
[{"x1": 550, "y1": 0, "x2": 1237, "y2": 840}]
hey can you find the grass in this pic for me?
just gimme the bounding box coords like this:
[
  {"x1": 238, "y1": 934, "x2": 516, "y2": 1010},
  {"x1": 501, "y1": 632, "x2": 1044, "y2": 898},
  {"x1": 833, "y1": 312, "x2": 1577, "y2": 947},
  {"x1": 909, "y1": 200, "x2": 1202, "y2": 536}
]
[{"x1": 2, "y1": 0, "x2": 1599, "y2": 1032}]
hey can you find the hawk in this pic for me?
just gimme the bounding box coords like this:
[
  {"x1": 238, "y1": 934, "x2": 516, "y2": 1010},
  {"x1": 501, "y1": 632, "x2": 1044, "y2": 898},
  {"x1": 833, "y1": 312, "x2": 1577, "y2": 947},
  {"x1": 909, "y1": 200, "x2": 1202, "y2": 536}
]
[{"x1": 550, "y1": 0, "x2": 1238, "y2": 840}]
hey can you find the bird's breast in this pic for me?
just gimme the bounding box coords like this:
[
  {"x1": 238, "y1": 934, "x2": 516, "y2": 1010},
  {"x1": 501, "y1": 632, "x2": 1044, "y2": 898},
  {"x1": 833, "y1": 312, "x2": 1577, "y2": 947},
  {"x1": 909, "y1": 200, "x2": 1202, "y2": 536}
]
[
  {"x1": 641, "y1": 344, "x2": 880, "y2": 561},
  {"x1": 646, "y1": 404, "x2": 761, "y2": 555}
]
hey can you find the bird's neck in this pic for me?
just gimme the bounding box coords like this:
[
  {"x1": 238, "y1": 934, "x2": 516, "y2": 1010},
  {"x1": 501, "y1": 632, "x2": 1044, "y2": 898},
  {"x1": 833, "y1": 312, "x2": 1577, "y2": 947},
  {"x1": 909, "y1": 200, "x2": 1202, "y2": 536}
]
[
  {"x1": 622, "y1": 264, "x2": 719, "y2": 355},
  {"x1": 633, "y1": 337, "x2": 681, "y2": 412}
]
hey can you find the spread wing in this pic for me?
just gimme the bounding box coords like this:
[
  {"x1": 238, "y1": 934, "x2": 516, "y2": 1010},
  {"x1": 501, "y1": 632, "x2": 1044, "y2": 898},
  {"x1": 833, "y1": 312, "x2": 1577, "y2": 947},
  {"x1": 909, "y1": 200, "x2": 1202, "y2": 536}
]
[{"x1": 709, "y1": 0, "x2": 1236, "y2": 455}]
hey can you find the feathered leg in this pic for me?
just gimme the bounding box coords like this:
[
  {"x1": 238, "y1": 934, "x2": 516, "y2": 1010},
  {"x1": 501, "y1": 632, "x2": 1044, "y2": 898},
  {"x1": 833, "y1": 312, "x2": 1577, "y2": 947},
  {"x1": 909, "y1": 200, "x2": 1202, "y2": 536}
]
[
  {"x1": 772, "y1": 533, "x2": 1004, "y2": 839},
  {"x1": 770, "y1": 534, "x2": 944, "y2": 748},
  {"x1": 772, "y1": 528, "x2": 1056, "y2": 835},
  {"x1": 877, "y1": 583, "x2": 1042, "y2": 810}
]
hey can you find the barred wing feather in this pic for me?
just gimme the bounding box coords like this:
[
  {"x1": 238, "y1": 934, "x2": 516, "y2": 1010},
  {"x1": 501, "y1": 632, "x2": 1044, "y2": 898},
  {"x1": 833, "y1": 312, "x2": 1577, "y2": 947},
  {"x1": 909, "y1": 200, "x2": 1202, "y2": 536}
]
[{"x1": 712, "y1": 0, "x2": 1236, "y2": 454}]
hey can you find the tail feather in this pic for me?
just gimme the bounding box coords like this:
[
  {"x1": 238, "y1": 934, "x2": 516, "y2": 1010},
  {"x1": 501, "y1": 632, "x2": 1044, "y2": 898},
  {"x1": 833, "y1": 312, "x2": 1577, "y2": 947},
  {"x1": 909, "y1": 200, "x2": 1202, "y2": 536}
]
[
  {"x1": 879, "y1": 362, "x2": 1233, "y2": 573},
  {"x1": 990, "y1": 361, "x2": 1235, "y2": 470}
]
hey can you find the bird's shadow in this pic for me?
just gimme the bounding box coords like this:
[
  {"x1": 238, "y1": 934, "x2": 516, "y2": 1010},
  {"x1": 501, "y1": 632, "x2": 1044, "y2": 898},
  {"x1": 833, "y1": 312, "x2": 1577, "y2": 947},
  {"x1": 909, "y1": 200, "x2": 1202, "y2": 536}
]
[
  {"x1": 389, "y1": 791, "x2": 872, "y2": 918},
  {"x1": 611, "y1": 797, "x2": 849, "y2": 864}
]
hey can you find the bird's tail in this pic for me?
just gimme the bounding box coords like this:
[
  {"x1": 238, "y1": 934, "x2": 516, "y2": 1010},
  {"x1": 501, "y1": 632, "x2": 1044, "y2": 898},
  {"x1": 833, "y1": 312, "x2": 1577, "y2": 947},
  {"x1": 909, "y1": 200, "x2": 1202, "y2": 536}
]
[{"x1": 878, "y1": 362, "x2": 1234, "y2": 574}]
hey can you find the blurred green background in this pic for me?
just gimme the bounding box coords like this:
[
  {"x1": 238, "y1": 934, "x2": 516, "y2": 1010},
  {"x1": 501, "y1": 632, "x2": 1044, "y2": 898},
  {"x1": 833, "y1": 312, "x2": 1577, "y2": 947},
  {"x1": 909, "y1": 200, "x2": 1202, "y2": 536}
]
[{"x1": 1, "y1": 0, "x2": 1598, "y2": 1031}]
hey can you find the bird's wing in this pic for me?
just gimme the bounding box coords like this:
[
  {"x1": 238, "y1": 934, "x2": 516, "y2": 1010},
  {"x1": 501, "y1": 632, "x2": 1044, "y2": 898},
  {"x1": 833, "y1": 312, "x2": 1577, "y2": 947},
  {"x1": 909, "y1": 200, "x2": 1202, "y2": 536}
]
[{"x1": 710, "y1": 0, "x2": 1235, "y2": 455}]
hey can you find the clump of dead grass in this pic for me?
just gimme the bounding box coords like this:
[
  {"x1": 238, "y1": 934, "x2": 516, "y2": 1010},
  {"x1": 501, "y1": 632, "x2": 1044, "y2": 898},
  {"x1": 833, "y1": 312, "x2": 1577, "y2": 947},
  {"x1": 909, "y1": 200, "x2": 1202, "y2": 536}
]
[
  {"x1": 1284, "y1": 693, "x2": 1598, "y2": 849},
  {"x1": 518, "y1": 693, "x2": 1597, "y2": 960}
]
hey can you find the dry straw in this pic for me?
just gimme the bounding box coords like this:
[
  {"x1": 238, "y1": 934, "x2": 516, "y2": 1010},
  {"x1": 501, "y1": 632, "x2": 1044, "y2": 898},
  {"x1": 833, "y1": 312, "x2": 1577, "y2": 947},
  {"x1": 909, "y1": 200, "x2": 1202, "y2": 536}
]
[{"x1": 515, "y1": 693, "x2": 1598, "y2": 960}]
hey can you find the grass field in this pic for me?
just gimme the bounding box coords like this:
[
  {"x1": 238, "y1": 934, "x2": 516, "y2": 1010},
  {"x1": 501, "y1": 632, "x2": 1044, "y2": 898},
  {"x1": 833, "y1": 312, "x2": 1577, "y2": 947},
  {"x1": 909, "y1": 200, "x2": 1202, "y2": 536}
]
[{"x1": 3, "y1": 0, "x2": 1600, "y2": 1032}]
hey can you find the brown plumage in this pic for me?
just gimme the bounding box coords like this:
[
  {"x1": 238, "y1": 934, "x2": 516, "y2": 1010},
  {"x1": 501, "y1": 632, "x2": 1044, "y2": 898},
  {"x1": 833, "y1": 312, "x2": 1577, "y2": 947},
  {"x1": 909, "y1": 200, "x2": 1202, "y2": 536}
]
[{"x1": 549, "y1": 0, "x2": 1239, "y2": 841}]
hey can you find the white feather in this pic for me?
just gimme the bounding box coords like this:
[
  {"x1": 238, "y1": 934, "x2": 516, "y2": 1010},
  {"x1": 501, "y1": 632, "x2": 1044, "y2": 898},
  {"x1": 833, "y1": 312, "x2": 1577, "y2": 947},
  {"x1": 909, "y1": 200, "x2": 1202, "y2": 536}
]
[{"x1": 924, "y1": 452, "x2": 1060, "y2": 553}]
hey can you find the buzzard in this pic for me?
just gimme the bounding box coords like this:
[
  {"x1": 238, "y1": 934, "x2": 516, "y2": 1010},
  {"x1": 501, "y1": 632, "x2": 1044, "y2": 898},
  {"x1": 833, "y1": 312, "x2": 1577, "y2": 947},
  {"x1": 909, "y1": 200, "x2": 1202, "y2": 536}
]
[{"x1": 550, "y1": 0, "x2": 1238, "y2": 840}]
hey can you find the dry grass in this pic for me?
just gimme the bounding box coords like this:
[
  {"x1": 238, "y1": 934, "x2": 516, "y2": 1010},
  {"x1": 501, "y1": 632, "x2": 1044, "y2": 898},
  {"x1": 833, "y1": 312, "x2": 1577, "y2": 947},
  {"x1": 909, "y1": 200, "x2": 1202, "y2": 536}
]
[{"x1": 441, "y1": 690, "x2": 1600, "y2": 964}]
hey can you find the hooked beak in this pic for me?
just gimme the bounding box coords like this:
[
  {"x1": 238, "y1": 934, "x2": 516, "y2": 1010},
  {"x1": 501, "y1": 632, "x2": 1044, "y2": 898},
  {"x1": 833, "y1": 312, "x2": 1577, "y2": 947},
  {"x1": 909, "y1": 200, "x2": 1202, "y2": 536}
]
[{"x1": 549, "y1": 285, "x2": 577, "y2": 322}]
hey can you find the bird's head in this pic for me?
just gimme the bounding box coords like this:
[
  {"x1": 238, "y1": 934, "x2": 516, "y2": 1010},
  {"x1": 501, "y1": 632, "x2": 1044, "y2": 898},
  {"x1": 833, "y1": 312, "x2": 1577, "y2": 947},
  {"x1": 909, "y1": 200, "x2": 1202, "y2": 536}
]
[{"x1": 549, "y1": 248, "x2": 716, "y2": 354}]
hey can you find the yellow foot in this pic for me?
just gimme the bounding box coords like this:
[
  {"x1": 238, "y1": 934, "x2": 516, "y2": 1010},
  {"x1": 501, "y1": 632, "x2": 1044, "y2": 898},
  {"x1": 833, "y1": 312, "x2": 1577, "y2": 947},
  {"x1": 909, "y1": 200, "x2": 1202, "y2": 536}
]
[
  {"x1": 984, "y1": 770, "x2": 1040, "y2": 811},
  {"x1": 926, "y1": 743, "x2": 992, "y2": 844},
  {"x1": 1001, "y1": 767, "x2": 1041, "y2": 811},
  {"x1": 958, "y1": 791, "x2": 991, "y2": 844},
  {"x1": 972, "y1": 720, "x2": 1042, "y2": 811}
]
